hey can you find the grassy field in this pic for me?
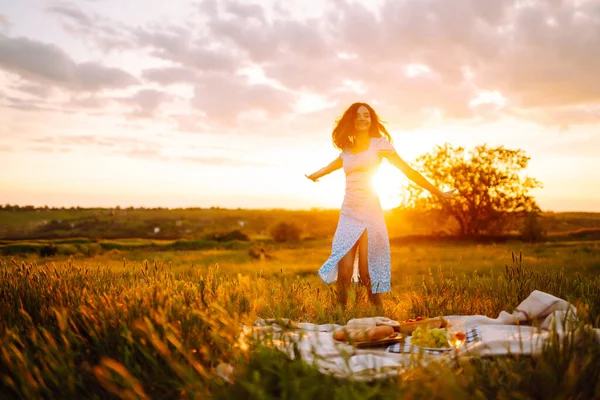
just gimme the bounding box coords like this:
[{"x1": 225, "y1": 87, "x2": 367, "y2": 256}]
[
  {"x1": 1, "y1": 239, "x2": 600, "y2": 399},
  {"x1": 2, "y1": 207, "x2": 599, "y2": 241},
  {"x1": 9, "y1": 239, "x2": 600, "y2": 290}
]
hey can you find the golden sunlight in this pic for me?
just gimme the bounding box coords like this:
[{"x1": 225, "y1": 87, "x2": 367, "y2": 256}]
[{"x1": 373, "y1": 162, "x2": 407, "y2": 210}]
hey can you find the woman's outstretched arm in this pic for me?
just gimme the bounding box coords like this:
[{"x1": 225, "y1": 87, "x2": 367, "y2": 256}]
[
  {"x1": 386, "y1": 153, "x2": 454, "y2": 199},
  {"x1": 305, "y1": 156, "x2": 343, "y2": 182}
]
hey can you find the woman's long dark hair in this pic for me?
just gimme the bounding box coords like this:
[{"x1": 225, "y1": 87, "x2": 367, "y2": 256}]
[{"x1": 332, "y1": 102, "x2": 392, "y2": 151}]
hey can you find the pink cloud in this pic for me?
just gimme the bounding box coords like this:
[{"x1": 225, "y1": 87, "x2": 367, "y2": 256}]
[
  {"x1": 0, "y1": 34, "x2": 138, "y2": 91},
  {"x1": 3, "y1": 0, "x2": 600, "y2": 132}
]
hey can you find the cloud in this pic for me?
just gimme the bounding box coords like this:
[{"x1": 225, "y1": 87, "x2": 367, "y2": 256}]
[
  {"x1": 205, "y1": 5, "x2": 330, "y2": 63},
  {"x1": 29, "y1": 139, "x2": 165, "y2": 159},
  {"x1": 190, "y1": 0, "x2": 484, "y2": 127},
  {"x1": 77, "y1": 62, "x2": 138, "y2": 90},
  {"x1": 0, "y1": 13, "x2": 9, "y2": 33},
  {"x1": 191, "y1": 72, "x2": 294, "y2": 126},
  {"x1": 3, "y1": 96, "x2": 68, "y2": 113},
  {"x1": 29, "y1": 145, "x2": 72, "y2": 153},
  {"x1": 116, "y1": 89, "x2": 171, "y2": 118},
  {"x1": 47, "y1": 4, "x2": 134, "y2": 52},
  {"x1": 478, "y1": 1, "x2": 600, "y2": 108},
  {"x1": 312, "y1": 0, "x2": 600, "y2": 126},
  {"x1": 0, "y1": 34, "x2": 139, "y2": 90},
  {"x1": 169, "y1": 113, "x2": 211, "y2": 133},
  {"x1": 12, "y1": 0, "x2": 600, "y2": 130},
  {"x1": 262, "y1": 57, "x2": 341, "y2": 92},
  {"x1": 133, "y1": 24, "x2": 191, "y2": 59},
  {"x1": 142, "y1": 67, "x2": 198, "y2": 85},
  {"x1": 67, "y1": 94, "x2": 111, "y2": 110},
  {"x1": 32, "y1": 135, "x2": 114, "y2": 147},
  {"x1": 39, "y1": 0, "x2": 480, "y2": 128},
  {"x1": 31, "y1": 134, "x2": 165, "y2": 150},
  {"x1": 223, "y1": 0, "x2": 265, "y2": 21},
  {"x1": 118, "y1": 145, "x2": 168, "y2": 161},
  {"x1": 133, "y1": 23, "x2": 242, "y2": 73},
  {"x1": 49, "y1": 3, "x2": 243, "y2": 74},
  {"x1": 47, "y1": 4, "x2": 92, "y2": 26},
  {"x1": 4, "y1": 82, "x2": 168, "y2": 120},
  {"x1": 11, "y1": 82, "x2": 53, "y2": 98},
  {"x1": 25, "y1": 132, "x2": 267, "y2": 166},
  {"x1": 27, "y1": 134, "x2": 169, "y2": 160},
  {"x1": 510, "y1": 104, "x2": 600, "y2": 131}
]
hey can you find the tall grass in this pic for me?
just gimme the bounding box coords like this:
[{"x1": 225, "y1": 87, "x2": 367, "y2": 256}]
[
  {"x1": 0, "y1": 253, "x2": 599, "y2": 399},
  {"x1": 409, "y1": 252, "x2": 600, "y2": 324}
]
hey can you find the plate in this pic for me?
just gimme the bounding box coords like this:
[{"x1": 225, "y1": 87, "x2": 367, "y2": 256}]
[
  {"x1": 353, "y1": 333, "x2": 404, "y2": 348},
  {"x1": 405, "y1": 337, "x2": 452, "y2": 351},
  {"x1": 410, "y1": 345, "x2": 453, "y2": 352}
]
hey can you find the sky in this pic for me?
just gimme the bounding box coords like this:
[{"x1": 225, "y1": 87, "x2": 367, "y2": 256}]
[{"x1": 1, "y1": 0, "x2": 600, "y2": 211}]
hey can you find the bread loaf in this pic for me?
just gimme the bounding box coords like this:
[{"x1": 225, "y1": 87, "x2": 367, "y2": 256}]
[
  {"x1": 333, "y1": 325, "x2": 395, "y2": 342},
  {"x1": 367, "y1": 325, "x2": 395, "y2": 341}
]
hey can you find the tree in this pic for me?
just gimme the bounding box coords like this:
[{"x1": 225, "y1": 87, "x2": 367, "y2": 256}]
[
  {"x1": 403, "y1": 144, "x2": 542, "y2": 236},
  {"x1": 270, "y1": 222, "x2": 301, "y2": 242}
]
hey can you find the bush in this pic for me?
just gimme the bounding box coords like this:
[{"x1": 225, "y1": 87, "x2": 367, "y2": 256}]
[
  {"x1": 204, "y1": 230, "x2": 250, "y2": 242},
  {"x1": 39, "y1": 244, "x2": 58, "y2": 257},
  {"x1": 0, "y1": 243, "x2": 43, "y2": 255},
  {"x1": 270, "y1": 222, "x2": 301, "y2": 242},
  {"x1": 248, "y1": 245, "x2": 273, "y2": 260},
  {"x1": 169, "y1": 239, "x2": 219, "y2": 251},
  {"x1": 521, "y1": 212, "x2": 547, "y2": 242},
  {"x1": 57, "y1": 244, "x2": 79, "y2": 256},
  {"x1": 76, "y1": 243, "x2": 102, "y2": 257},
  {"x1": 54, "y1": 238, "x2": 92, "y2": 245}
]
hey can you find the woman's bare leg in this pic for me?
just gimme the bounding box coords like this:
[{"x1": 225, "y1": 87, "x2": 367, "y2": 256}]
[
  {"x1": 337, "y1": 242, "x2": 357, "y2": 307},
  {"x1": 357, "y1": 230, "x2": 383, "y2": 308}
]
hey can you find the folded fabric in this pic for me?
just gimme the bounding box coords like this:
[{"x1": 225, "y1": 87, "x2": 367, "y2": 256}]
[
  {"x1": 443, "y1": 290, "x2": 578, "y2": 331},
  {"x1": 249, "y1": 291, "x2": 600, "y2": 381}
]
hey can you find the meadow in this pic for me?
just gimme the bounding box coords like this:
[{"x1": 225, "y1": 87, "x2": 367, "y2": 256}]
[
  {"x1": 1, "y1": 236, "x2": 600, "y2": 399},
  {"x1": 2, "y1": 207, "x2": 600, "y2": 241}
]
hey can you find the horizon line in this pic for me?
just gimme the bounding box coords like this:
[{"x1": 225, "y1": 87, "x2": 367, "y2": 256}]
[{"x1": 1, "y1": 204, "x2": 599, "y2": 214}]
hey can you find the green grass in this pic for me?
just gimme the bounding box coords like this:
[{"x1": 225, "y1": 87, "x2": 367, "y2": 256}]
[
  {"x1": 10, "y1": 239, "x2": 598, "y2": 290},
  {"x1": 1, "y1": 242, "x2": 600, "y2": 399},
  {"x1": 0, "y1": 209, "x2": 104, "y2": 228}
]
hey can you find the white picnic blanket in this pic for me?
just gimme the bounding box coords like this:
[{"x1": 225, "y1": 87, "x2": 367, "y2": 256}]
[{"x1": 248, "y1": 291, "x2": 600, "y2": 380}]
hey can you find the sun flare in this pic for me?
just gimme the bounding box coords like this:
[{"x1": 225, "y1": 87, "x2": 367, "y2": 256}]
[{"x1": 373, "y1": 162, "x2": 407, "y2": 210}]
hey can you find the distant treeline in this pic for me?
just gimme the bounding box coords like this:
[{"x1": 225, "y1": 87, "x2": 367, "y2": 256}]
[
  {"x1": 3, "y1": 229, "x2": 600, "y2": 258},
  {"x1": 0, "y1": 206, "x2": 340, "y2": 241},
  {"x1": 0, "y1": 205, "x2": 206, "y2": 211},
  {"x1": 1, "y1": 205, "x2": 599, "y2": 242},
  {"x1": 0, "y1": 237, "x2": 254, "y2": 258}
]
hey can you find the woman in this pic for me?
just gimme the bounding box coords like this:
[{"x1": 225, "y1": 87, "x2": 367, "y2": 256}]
[{"x1": 306, "y1": 102, "x2": 454, "y2": 308}]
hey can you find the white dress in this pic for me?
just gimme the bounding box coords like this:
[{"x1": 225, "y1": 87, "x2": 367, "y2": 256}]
[{"x1": 318, "y1": 136, "x2": 396, "y2": 294}]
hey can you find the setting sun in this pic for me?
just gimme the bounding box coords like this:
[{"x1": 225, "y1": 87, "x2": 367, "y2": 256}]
[
  {"x1": 3, "y1": 1, "x2": 600, "y2": 397},
  {"x1": 373, "y1": 161, "x2": 408, "y2": 210}
]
